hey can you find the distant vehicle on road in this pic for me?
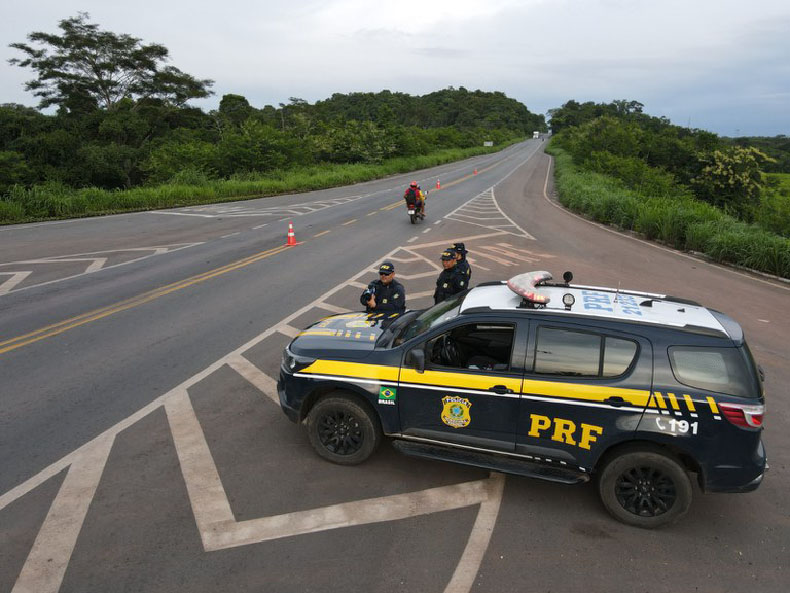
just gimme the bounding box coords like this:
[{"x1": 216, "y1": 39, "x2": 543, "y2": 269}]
[{"x1": 533, "y1": 131, "x2": 540, "y2": 139}]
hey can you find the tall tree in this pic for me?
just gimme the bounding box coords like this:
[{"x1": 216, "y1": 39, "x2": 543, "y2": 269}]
[{"x1": 9, "y1": 13, "x2": 213, "y2": 111}]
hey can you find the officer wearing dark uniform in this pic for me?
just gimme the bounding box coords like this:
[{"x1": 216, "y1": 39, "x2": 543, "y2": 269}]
[
  {"x1": 433, "y1": 250, "x2": 467, "y2": 304},
  {"x1": 360, "y1": 261, "x2": 406, "y2": 314},
  {"x1": 452, "y1": 242, "x2": 472, "y2": 283}
]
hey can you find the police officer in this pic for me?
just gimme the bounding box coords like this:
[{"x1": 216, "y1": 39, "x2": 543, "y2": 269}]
[
  {"x1": 433, "y1": 250, "x2": 467, "y2": 304},
  {"x1": 360, "y1": 261, "x2": 406, "y2": 314},
  {"x1": 451, "y1": 242, "x2": 472, "y2": 283}
]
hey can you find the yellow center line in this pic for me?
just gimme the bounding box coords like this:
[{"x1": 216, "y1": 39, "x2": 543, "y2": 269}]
[
  {"x1": 381, "y1": 201, "x2": 403, "y2": 211},
  {"x1": 342, "y1": 219, "x2": 358, "y2": 225},
  {"x1": 366, "y1": 212, "x2": 377, "y2": 216},
  {"x1": 313, "y1": 230, "x2": 331, "y2": 237},
  {"x1": 0, "y1": 243, "x2": 297, "y2": 355}
]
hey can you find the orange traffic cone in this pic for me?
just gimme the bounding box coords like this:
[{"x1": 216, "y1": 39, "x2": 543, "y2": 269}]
[
  {"x1": 436, "y1": 179, "x2": 441, "y2": 189},
  {"x1": 285, "y1": 221, "x2": 301, "y2": 246},
  {"x1": 474, "y1": 169, "x2": 478, "y2": 175}
]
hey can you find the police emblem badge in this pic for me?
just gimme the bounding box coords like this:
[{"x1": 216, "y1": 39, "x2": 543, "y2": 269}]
[{"x1": 441, "y1": 396, "x2": 471, "y2": 428}]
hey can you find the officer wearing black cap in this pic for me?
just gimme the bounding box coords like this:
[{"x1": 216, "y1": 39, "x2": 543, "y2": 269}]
[
  {"x1": 451, "y1": 242, "x2": 472, "y2": 282},
  {"x1": 433, "y1": 250, "x2": 467, "y2": 304},
  {"x1": 360, "y1": 261, "x2": 406, "y2": 313}
]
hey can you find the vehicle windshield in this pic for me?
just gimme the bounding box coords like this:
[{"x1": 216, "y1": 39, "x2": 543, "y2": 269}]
[{"x1": 394, "y1": 292, "x2": 465, "y2": 345}]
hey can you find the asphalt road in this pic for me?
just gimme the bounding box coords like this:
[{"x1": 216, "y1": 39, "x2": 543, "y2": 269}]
[{"x1": 1, "y1": 140, "x2": 788, "y2": 593}]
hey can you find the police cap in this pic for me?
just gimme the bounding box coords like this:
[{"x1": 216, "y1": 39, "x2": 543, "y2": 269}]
[
  {"x1": 378, "y1": 261, "x2": 395, "y2": 274},
  {"x1": 441, "y1": 250, "x2": 455, "y2": 261}
]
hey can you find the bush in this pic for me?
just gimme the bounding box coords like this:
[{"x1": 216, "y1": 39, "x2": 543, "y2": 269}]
[{"x1": 548, "y1": 144, "x2": 790, "y2": 278}]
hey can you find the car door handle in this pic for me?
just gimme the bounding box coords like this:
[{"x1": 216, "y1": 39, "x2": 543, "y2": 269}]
[
  {"x1": 603, "y1": 396, "x2": 625, "y2": 407},
  {"x1": 489, "y1": 385, "x2": 513, "y2": 395}
]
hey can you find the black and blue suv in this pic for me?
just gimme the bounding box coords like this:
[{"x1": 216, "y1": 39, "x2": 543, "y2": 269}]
[{"x1": 278, "y1": 271, "x2": 766, "y2": 528}]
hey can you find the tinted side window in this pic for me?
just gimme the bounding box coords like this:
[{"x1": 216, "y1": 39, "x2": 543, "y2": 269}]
[
  {"x1": 603, "y1": 337, "x2": 638, "y2": 377},
  {"x1": 669, "y1": 346, "x2": 759, "y2": 398},
  {"x1": 534, "y1": 327, "x2": 600, "y2": 376},
  {"x1": 534, "y1": 328, "x2": 639, "y2": 378}
]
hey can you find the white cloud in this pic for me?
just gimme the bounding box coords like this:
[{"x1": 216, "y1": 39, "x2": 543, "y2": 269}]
[{"x1": 2, "y1": 0, "x2": 789, "y2": 135}]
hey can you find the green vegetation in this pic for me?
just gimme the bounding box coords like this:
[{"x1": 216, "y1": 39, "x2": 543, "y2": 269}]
[
  {"x1": 2, "y1": 13, "x2": 544, "y2": 223},
  {"x1": 0, "y1": 143, "x2": 517, "y2": 222},
  {"x1": 547, "y1": 99, "x2": 790, "y2": 278}
]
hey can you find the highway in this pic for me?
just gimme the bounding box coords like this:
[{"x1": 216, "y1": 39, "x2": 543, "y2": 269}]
[{"x1": 1, "y1": 139, "x2": 788, "y2": 593}]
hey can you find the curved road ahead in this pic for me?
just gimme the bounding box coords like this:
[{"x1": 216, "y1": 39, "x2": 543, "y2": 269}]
[{"x1": 1, "y1": 140, "x2": 788, "y2": 593}]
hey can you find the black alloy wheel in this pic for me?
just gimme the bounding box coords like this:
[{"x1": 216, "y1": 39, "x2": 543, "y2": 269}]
[
  {"x1": 307, "y1": 395, "x2": 382, "y2": 465},
  {"x1": 598, "y1": 450, "x2": 692, "y2": 528},
  {"x1": 614, "y1": 465, "x2": 677, "y2": 517},
  {"x1": 317, "y1": 408, "x2": 363, "y2": 456}
]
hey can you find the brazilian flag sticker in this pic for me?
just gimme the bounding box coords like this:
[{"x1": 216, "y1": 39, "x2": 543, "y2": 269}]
[{"x1": 378, "y1": 387, "x2": 397, "y2": 406}]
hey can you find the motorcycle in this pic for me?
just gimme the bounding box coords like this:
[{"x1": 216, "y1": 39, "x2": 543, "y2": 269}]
[{"x1": 406, "y1": 190, "x2": 428, "y2": 224}]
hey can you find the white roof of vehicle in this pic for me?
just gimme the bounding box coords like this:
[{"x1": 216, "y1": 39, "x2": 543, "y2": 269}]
[{"x1": 460, "y1": 281, "x2": 727, "y2": 334}]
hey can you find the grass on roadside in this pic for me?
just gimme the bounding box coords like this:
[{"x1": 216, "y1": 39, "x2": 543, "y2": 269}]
[
  {"x1": 547, "y1": 144, "x2": 790, "y2": 279},
  {"x1": 0, "y1": 141, "x2": 521, "y2": 224}
]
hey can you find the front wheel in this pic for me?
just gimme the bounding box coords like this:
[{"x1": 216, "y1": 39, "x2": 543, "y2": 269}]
[
  {"x1": 306, "y1": 395, "x2": 382, "y2": 465},
  {"x1": 597, "y1": 449, "x2": 692, "y2": 528},
  {"x1": 410, "y1": 213, "x2": 416, "y2": 224}
]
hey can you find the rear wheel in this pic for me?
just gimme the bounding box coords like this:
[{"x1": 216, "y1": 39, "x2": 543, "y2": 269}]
[
  {"x1": 598, "y1": 449, "x2": 692, "y2": 528},
  {"x1": 410, "y1": 213, "x2": 416, "y2": 224},
  {"x1": 307, "y1": 395, "x2": 382, "y2": 465}
]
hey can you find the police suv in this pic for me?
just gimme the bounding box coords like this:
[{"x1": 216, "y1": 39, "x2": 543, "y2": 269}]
[{"x1": 278, "y1": 271, "x2": 766, "y2": 528}]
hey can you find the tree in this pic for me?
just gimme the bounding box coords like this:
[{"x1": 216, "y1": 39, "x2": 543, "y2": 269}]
[
  {"x1": 691, "y1": 146, "x2": 775, "y2": 220},
  {"x1": 9, "y1": 13, "x2": 213, "y2": 111}
]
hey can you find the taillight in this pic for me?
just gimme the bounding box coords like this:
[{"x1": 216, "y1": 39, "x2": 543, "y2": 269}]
[{"x1": 720, "y1": 402, "x2": 764, "y2": 429}]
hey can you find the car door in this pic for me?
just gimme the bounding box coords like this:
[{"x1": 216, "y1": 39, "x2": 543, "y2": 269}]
[
  {"x1": 516, "y1": 320, "x2": 653, "y2": 470},
  {"x1": 397, "y1": 319, "x2": 527, "y2": 452}
]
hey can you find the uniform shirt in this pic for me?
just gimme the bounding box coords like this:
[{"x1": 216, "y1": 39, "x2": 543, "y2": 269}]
[
  {"x1": 456, "y1": 259, "x2": 472, "y2": 282},
  {"x1": 360, "y1": 279, "x2": 406, "y2": 313},
  {"x1": 433, "y1": 267, "x2": 467, "y2": 304}
]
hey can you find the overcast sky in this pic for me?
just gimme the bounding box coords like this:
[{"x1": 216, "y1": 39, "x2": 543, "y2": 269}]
[{"x1": 3, "y1": 0, "x2": 789, "y2": 136}]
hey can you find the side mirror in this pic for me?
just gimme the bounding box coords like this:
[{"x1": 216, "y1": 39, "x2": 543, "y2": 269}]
[{"x1": 406, "y1": 349, "x2": 425, "y2": 373}]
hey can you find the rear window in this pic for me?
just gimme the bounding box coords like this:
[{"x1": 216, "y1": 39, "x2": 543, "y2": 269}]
[{"x1": 668, "y1": 346, "x2": 759, "y2": 398}]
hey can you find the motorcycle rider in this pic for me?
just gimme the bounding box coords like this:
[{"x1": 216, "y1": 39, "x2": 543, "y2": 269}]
[
  {"x1": 403, "y1": 181, "x2": 425, "y2": 219},
  {"x1": 360, "y1": 261, "x2": 406, "y2": 314}
]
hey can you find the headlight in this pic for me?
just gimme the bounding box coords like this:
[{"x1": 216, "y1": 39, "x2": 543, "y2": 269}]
[{"x1": 281, "y1": 347, "x2": 315, "y2": 373}]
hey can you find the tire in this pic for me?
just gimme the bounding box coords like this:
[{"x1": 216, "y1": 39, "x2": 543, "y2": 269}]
[
  {"x1": 306, "y1": 395, "x2": 382, "y2": 465},
  {"x1": 597, "y1": 449, "x2": 692, "y2": 528},
  {"x1": 410, "y1": 213, "x2": 416, "y2": 224}
]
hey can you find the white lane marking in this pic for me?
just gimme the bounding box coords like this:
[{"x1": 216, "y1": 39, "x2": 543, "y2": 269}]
[
  {"x1": 422, "y1": 228, "x2": 432, "y2": 234},
  {"x1": 208, "y1": 478, "x2": 496, "y2": 551},
  {"x1": 393, "y1": 271, "x2": 438, "y2": 280},
  {"x1": 0, "y1": 244, "x2": 203, "y2": 297},
  {"x1": 349, "y1": 281, "x2": 367, "y2": 289},
  {"x1": 11, "y1": 435, "x2": 113, "y2": 593},
  {"x1": 434, "y1": 221, "x2": 442, "y2": 225},
  {"x1": 277, "y1": 325, "x2": 301, "y2": 338},
  {"x1": 444, "y1": 472, "x2": 506, "y2": 593},
  {"x1": 226, "y1": 355, "x2": 278, "y2": 403},
  {"x1": 445, "y1": 188, "x2": 534, "y2": 239},
  {"x1": 407, "y1": 237, "x2": 419, "y2": 243},
  {"x1": 221, "y1": 232, "x2": 240, "y2": 239},
  {"x1": 165, "y1": 389, "x2": 235, "y2": 548},
  {"x1": 409, "y1": 289, "x2": 436, "y2": 299},
  {"x1": 154, "y1": 211, "x2": 216, "y2": 218},
  {"x1": 14, "y1": 257, "x2": 108, "y2": 274},
  {"x1": 315, "y1": 302, "x2": 348, "y2": 314},
  {"x1": 253, "y1": 223, "x2": 268, "y2": 229},
  {"x1": 0, "y1": 271, "x2": 32, "y2": 295}
]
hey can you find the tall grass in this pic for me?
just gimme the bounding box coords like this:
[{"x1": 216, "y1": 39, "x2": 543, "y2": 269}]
[
  {"x1": 0, "y1": 142, "x2": 520, "y2": 224},
  {"x1": 548, "y1": 145, "x2": 790, "y2": 279}
]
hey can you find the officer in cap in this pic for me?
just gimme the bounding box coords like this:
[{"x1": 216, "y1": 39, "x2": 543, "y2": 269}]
[
  {"x1": 451, "y1": 242, "x2": 472, "y2": 282},
  {"x1": 433, "y1": 250, "x2": 467, "y2": 304},
  {"x1": 360, "y1": 261, "x2": 406, "y2": 313}
]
